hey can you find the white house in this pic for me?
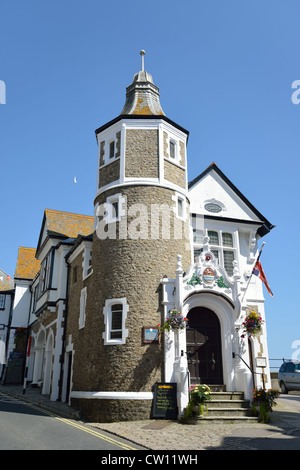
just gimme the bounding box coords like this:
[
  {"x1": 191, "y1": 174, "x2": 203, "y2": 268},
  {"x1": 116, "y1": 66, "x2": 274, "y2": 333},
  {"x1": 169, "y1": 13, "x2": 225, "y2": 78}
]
[{"x1": 25, "y1": 209, "x2": 93, "y2": 401}]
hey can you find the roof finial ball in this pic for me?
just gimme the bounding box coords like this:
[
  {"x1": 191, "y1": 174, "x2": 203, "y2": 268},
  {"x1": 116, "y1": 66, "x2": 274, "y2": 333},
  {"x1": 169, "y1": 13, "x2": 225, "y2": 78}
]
[{"x1": 140, "y1": 49, "x2": 145, "y2": 72}]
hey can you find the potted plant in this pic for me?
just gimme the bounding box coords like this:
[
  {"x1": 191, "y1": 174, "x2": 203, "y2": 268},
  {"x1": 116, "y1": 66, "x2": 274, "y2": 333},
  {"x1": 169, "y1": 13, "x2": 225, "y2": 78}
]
[
  {"x1": 251, "y1": 387, "x2": 280, "y2": 423},
  {"x1": 159, "y1": 309, "x2": 188, "y2": 332},
  {"x1": 181, "y1": 384, "x2": 211, "y2": 423}
]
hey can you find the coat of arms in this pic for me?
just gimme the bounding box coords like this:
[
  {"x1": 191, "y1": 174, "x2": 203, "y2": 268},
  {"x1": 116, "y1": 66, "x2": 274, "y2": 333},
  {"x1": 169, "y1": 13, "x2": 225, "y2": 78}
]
[{"x1": 203, "y1": 267, "x2": 215, "y2": 284}]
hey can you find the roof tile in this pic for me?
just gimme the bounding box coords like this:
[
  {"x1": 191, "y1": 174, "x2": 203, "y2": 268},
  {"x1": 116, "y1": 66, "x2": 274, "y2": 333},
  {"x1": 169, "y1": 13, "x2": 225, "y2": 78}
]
[
  {"x1": 45, "y1": 209, "x2": 94, "y2": 238},
  {"x1": 14, "y1": 247, "x2": 41, "y2": 280}
]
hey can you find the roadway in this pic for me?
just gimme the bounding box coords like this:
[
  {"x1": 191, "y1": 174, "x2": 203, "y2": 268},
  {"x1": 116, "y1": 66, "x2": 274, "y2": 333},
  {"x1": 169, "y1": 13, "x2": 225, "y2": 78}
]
[{"x1": 0, "y1": 391, "x2": 146, "y2": 451}]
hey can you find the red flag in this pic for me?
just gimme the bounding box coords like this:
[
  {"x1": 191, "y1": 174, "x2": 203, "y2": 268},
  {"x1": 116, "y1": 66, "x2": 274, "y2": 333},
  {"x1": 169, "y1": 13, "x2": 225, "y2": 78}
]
[{"x1": 252, "y1": 260, "x2": 273, "y2": 297}]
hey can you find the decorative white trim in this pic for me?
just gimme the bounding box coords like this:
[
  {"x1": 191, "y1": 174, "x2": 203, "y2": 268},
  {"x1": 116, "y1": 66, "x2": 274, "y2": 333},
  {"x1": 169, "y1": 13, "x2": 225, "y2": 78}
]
[
  {"x1": 95, "y1": 180, "x2": 189, "y2": 200},
  {"x1": 70, "y1": 390, "x2": 153, "y2": 400},
  {"x1": 163, "y1": 156, "x2": 185, "y2": 171}
]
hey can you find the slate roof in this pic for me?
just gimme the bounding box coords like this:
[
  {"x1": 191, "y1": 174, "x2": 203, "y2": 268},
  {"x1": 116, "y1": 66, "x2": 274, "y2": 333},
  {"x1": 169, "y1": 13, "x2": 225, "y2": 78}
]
[{"x1": 14, "y1": 247, "x2": 41, "y2": 280}]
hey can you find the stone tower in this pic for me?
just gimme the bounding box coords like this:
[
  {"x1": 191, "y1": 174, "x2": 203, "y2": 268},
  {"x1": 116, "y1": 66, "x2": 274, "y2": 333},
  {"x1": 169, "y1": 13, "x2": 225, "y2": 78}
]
[{"x1": 73, "y1": 52, "x2": 192, "y2": 422}]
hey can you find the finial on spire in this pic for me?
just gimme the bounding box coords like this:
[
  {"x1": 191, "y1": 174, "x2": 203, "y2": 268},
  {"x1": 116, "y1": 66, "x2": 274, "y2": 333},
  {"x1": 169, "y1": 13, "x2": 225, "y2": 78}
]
[
  {"x1": 140, "y1": 50, "x2": 145, "y2": 71},
  {"x1": 120, "y1": 50, "x2": 165, "y2": 116}
]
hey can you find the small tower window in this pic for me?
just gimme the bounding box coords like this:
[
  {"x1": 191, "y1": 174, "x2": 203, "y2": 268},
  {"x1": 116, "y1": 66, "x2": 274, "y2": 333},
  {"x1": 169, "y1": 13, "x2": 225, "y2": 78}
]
[
  {"x1": 102, "y1": 298, "x2": 129, "y2": 345},
  {"x1": 177, "y1": 197, "x2": 183, "y2": 218},
  {"x1": 111, "y1": 201, "x2": 119, "y2": 220},
  {"x1": 110, "y1": 304, "x2": 123, "y2": 339},
  {"x1": 169, "y1": 140, "x2": 176, "y2": 159},
  {"x1": 109, "y1": 141, "x2": 115, "y2": 158},
  {"x1": 174, "y1": 193, "x2": 186, "y2": 220}
]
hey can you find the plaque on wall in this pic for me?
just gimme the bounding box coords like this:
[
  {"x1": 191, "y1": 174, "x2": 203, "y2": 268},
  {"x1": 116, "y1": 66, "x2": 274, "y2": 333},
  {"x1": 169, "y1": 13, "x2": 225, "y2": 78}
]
[
  {"x1": 143, "y1": 327, "x2": 159, "y2": 344},
  {"x1": 256, "y1": 357, "x2": 267, "y2": 368}
]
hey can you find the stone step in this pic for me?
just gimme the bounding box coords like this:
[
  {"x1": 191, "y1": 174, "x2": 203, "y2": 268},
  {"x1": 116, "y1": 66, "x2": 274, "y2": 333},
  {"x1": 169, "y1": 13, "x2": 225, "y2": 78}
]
[
  {"x1": 196, "y1": 386, "x2": 259, "y2": 422},
  {"x1": 207, "y1": 384, "x2": 226, "y2": 392},
  {"x1": 198, "y1": 415, "x2": 259, "y2": 423},
  {"x1": 207, "y1": 399, "x2": 250, "y2": 409},
  {"x1": 210, "y1": 392, "x2": 245, "y2": 401},
  {"x1": 206, "y1": 406, "x2": 252, "y2": 416}
]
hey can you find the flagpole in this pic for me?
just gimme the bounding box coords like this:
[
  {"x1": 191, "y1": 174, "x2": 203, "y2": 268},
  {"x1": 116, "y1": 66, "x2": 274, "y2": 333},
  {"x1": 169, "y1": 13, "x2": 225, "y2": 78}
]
[{"x1": 241, "y1": 242, "x2": 266, "y2": 303}]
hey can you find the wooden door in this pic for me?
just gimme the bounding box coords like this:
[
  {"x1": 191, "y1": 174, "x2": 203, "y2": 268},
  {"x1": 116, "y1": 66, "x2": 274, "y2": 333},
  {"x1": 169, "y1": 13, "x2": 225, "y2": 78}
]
[{"x1": 186, "y1": 307, "x2": 223, "y2": 384}]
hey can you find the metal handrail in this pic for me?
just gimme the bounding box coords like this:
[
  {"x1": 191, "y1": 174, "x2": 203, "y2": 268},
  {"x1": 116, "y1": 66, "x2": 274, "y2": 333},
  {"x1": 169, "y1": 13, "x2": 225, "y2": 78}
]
[{"x1": 232, "y1": 352, "x2": 260, "y2": 375}]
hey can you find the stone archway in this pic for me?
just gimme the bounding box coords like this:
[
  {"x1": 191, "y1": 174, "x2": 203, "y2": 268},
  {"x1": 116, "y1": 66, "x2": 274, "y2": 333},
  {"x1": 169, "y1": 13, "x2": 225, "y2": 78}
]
[
  {"x1": 182, "y1": 292, "x2": 236, "y2": 393},
  {"x1": 32, "y1": 329, "x2": 46, "y2": 386}
]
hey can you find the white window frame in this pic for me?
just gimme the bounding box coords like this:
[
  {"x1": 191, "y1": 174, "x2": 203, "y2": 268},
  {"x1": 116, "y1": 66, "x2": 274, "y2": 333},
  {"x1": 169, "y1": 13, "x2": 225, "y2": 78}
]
[
  {"x1": 109, "y1": 139, "x2": 115, "y2": 159},
  {"x1": 169, "y1": 139, "x2": 177, "y2": 159},
  {"x1": 105, "y1": 193, "x2": 122, "y2": 223},
  {"x1": 82, "y1": 247, "x2": 93, "y2": 280},
  {"x1": 177, "y1": 195, "x2": 185, "y2": 220},
  {"x1": 79, "y1": 287, "x2": 87, "y2": 329},
  {"x1": 173, "y1": 192, "x2": 186, "y2": 221},
  {"x1": 102, "y1": 298, "x2": 129, "y2": 345}
]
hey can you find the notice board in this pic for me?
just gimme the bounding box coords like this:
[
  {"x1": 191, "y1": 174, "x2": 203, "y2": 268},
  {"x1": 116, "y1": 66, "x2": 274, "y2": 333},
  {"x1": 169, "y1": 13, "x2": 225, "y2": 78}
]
[{"x1": 152, "y1": 382, "x2": 177, "y2": 419}]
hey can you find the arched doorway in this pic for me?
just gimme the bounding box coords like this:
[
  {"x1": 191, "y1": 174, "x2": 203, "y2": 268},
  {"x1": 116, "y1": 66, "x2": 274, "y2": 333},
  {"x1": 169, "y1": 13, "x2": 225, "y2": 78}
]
[
  {"x1": 32, "y1": 329, "x2": 46, "y2": 386},
  {"x1": 186, "y1": 307, "x2": 223, "y2": 385}
]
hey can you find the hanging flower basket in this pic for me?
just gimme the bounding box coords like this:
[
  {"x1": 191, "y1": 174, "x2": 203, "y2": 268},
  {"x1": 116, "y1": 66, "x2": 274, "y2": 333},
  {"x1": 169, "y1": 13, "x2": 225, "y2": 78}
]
[
  {"x1": 238, "y1": 310, "x2": 264, "y2": 338},
  {"x1": 159, "y1": 309, "x2": 188, "y2": 332}
]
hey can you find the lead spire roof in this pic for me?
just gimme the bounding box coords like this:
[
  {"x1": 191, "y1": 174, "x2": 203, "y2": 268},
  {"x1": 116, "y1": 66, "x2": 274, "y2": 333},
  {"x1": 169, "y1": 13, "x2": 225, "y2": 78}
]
[{"x1": 120, "y1": 50, "x2": 165, "y2": 116}]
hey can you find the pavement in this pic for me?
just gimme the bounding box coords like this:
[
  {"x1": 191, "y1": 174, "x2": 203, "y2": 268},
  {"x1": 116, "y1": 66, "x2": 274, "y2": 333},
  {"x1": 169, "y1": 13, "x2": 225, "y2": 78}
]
[{"x1": 1, "y1": 383, "x2": 300, "y2": 450}]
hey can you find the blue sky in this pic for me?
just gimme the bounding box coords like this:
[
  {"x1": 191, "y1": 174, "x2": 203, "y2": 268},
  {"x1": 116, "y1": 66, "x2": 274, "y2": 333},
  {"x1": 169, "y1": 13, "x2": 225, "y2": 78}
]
[{"x1": 0, "y1": 1, "x2": 299, "y2": 364}]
